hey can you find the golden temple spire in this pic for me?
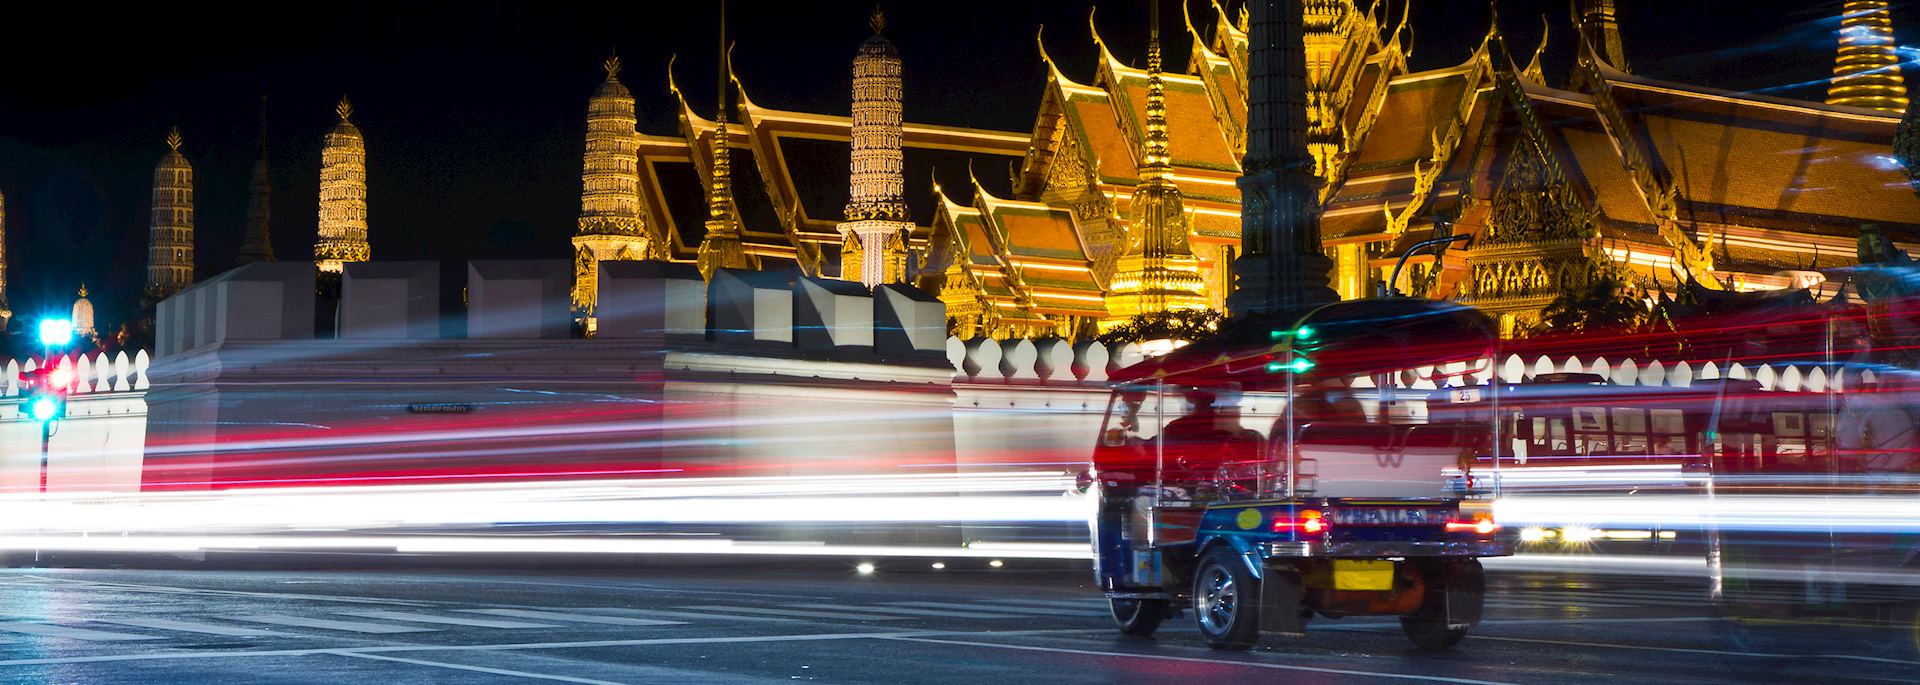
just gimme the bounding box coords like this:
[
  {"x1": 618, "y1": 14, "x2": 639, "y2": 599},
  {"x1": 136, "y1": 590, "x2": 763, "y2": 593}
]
[
  {"x1": 838, "y1": 4, "x2": 912, "y2": 287},
  {"x1": 1575, "y1": 0, "x2": 1629, "y2": 73},
  {"x1": 698, "y1": 0, "x2": 749, "y2": 280},
  {"x1": 574, "y1": 49, "x2": 654, "y2": 322},
  {"x1": 1103, "y1": 0, "x2": 1209, "y2": 330},
  {"x1": 1827, "y1": 1, "x2": 1909, "y2": 113},
  {"x1": 146, "y1": 126, "x2": 196, "y2": 303},
  {"x1": 315, "y1": 95, "x2": 370, "y2": 274}
]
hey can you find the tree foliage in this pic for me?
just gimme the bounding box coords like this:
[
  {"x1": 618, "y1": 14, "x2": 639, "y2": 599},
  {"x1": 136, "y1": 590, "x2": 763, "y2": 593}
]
[
  {"x1": 1095, "y1": 308, "x2": 1227, "y2": 345},
  {"x1": 1531, "y1": 260, "x2": 1649, "y2": 336}
]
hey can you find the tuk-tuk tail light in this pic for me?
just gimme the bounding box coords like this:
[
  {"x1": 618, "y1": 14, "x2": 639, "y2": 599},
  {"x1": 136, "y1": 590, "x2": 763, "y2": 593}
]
[{"x1": 1273, "y1": 509, "x2": 1328, "y2": 535}]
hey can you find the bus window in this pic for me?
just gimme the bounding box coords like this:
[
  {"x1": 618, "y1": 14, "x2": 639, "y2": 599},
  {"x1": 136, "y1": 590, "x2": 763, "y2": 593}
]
[
  {"x1": 1650, "y1": 409, "x2": 1688, "y2": 455},
  {"x1": 1611, "y1": 408, "x2": 1649, "y2": 455},
  {"x1": 1573, "y1": 407, "x2": 1609, "y2": 455}
]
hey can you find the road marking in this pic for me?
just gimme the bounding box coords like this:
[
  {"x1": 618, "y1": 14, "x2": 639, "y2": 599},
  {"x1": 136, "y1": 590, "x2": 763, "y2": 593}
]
[
  {"x1": 20, "y1": 576, "x2": 432, "y2": 606},
  {"x1": 335, "y1": 610, "x2": 559, "y2": 629},
  {"x1": 228, "y1": 614, "x2": 437, "y2": 634},
  {"x1": 889, "y1": 601, "x2": 1107, "y2": 617},
  {"x1": 979, "y1": 598, "x2": 1109, "y2": 610},
  {"x1": 327, "y1": 652, "x2": 629, "y2": 685},
  {"x1": 1461, "y1": 632, "x2": 1920, "y2": 667},
  {"x1": 0, "y1": 622, "x2": 161, "y2": 641},
  {"x1": 91, "y1": 618, "x2": 280, "y2": 637},
  {"x1": 876, "y1": 636, "x2": 1527, "y2": 685},
  {"x1": 787, "y1": 603, "x2": 1023, "y2": 619},
  {"x1": 675, "y1": 606, "x2": 906, "y2": 621},
  {"x1": 456, "y1": 609, "x2": 686, "y2": 626},
  {"x1": 575, "y1": 608, "x2": 801, "y2": 623}
]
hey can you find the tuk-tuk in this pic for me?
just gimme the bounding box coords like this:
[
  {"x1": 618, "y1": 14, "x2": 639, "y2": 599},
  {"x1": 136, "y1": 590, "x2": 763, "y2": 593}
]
[{"x1": 1091, "y1": 299, "x2": 1512, "y2": 649}]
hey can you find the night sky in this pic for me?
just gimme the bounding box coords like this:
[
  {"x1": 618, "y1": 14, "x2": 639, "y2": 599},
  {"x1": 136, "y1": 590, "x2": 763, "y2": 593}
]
[{"x1": 0, "y1": 1, "x2": 1909, "y2": 333}]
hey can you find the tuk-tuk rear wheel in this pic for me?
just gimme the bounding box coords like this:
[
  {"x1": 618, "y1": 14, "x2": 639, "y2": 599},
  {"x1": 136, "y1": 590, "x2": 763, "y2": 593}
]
[
  {"x1": 1193, "y1": 547, "x2": 1260, "y2": 650},
  {"x1": 1110, "y1": 598, "x2": 1169, "y2": 637}
]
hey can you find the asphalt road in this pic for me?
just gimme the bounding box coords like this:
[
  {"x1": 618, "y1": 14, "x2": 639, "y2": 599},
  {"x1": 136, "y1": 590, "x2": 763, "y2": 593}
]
[{"x1": 0, "y1": 560, "x2": 1910, "y2": 684}]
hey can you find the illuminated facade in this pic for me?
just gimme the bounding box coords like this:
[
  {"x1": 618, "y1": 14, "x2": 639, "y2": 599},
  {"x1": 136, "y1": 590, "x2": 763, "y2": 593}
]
[
  {"x1": 72, "y1": 284, "x2": 95, "y2": 339},
  {"x1": 838, "y1": 9, "x2": 914, "y2": 289},
  {"x1": 1827, "y1": 1, "x2": 1909, "y2": 113},
  {"x1": 315, "y1": 98, "x2": 370, "y2": 274},
  {"x1": 568, "y1": 0, "x2": 1917, "y2": 339},
  {"x1": 573, "y1": 54, "x2": 659, "y2": 321},
  {"x1": 145, "y1": 128, "x2": 196, "y2": 302},
  {"x1": 239, "y1": 99, "x2": 275, "y2": 265}
]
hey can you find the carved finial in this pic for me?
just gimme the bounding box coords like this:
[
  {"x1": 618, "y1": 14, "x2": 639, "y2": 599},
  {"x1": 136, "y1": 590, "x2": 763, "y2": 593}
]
[
  {"x1": 869, "y1": 5, "x2": 886, "y2": 34},
  {"x1": 78, "y1": 283, "x2": 88, "y2": 298},
  {"x1": 165, "y1": 126, "x2": 182, "y2": 151},
  {"x1": 604, "y1": 49, "x2": 622, "y2": 79},
  {"x1": 336, "y1": 97, "x2": 353, "y2": 120}
]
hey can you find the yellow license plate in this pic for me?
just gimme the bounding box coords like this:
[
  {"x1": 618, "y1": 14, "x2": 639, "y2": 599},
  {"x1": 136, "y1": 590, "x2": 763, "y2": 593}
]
[{"x1": 1332, "y1": 559, "x2": 1395, "y2": 591}]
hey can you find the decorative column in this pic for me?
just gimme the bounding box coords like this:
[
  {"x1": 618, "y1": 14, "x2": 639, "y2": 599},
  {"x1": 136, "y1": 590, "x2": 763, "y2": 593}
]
[
  {"x1": 315, "y1": 97, "x2": 370, "y2": 274},
  {"x1": 837, "y1": 8, "x2": 913, "y2": 288},
  {"x1": 573, "y1": 52, "x2": 654, "y2": 319},
  {"x1": 1104, "y1": 0, "x2": 1208, "y2": 329},
  {"x1": 239, "y1": 96, "x2": 275, "y2": 265},
  {"x1": 1827, "y1": 1, "x2": 1908, "y2": 113},
  {"x1": 146, "y1": 127, "x2": 196, "y2": 302},
  {"x1": 697, "y1": 0, "x2": 750, "y2": 280},
  {"x1": 1228, "y1": 0, "x2": 1338, "y2": 318},
  {"x1": 0, "y1": 189, "x2": 9, "y2": 329}
]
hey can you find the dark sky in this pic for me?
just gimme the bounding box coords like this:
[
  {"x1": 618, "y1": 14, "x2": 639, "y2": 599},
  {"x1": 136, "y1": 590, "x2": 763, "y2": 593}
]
[{"x1": 0, "y1": 0, "x2": 1909, "y2": 331}]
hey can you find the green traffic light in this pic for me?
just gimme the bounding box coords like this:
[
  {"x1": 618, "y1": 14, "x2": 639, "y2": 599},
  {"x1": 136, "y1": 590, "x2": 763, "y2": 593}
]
[
  {"x1": 1266, "y1": 357, "x2": 1315, "y2": 374},
  {"x1": 29, "y1": 397, "x2": 60, "y2": 423},
  {"x1": 1294, "y1": 325, "x2": 1316, "y2": 343}
]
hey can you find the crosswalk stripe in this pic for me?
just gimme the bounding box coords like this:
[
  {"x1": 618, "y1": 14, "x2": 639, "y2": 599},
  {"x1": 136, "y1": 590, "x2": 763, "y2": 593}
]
[
  {"x1": 456, "y1": 609, "x2": 686, "y2": 626},
  {"x1": 335, "y1": 610, "x2": 560, "y2": 629},
  {"x1": 0, "y1": 622, "x2": 160, "y2": 641},
  {"x1": 574, "y1": 608, "x2": 800, "y2": 623},
  {"x1": 675, "y1": 606, "x2": 906, "y2": 622},
  {"x1": 90, "y1": 618, "x2": 278, "y2": 637},
  {"x1": 890, "y1": 601, "x2": 1107, "y2": 617},
  {"x1": 227, "y1": 614, "x2": 437, "y2": 634},
  {"x1": 786, "y1": 604, "x2": 1023, "y2": 619},
  {"x1": 980, "y1": 599, "x2": 1110, "y2": 610}
]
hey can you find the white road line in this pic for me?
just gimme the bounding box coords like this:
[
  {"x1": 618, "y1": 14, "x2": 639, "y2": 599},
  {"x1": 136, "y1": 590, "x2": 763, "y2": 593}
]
[
  {"x1": 20, "y1": 576, "x2": 433, "y2": 606},
  {"x1": 674, "y1": 606, "x2": 907, "y2": 621},
  {"x1": 889, "y1": 601, "x2": 1107, "y2": 617},
  {"x1": 0, "y1": 622, "x2": 161, "y2": 641},
  {"x1": 1464, "y1": 633, "x2": 1920, "y2": 667},
  {"x1": 876, "y1": 635, "x2": 1527, "y2": 685},
  {"x1": 228, "y1": 614, "x2": 437, "y2": 634},
  {"x1": 787, "y1": 604, "x2": 1023, "y2": 619},
  {"x1": 574, "y1": 608, "x2": 801, "y2": 623},
  {"x1": 91, "y1": 618, "x2": 280, "y2": 637},
  {"x1": 1488, "y1": 597, "x2": 1643, "y2": 609},
  {"x1": 335, "y1": 610, "x2": 559, "y2": 629},
  {"x1": 457, "y1": 609, "x2": 686, "y2": 626},
  {"x1": 979, "y1": 599, "x2": 1109, "y2": 610},
  {"x1": 327, "y1": 652, "x2": 629, "y2": 685}
]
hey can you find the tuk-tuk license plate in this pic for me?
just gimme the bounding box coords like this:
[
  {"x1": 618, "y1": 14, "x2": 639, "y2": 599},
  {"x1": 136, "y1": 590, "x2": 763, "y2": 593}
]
[{"x1": 1332, "y1": 559, "x2": 1395, "y2": 591}]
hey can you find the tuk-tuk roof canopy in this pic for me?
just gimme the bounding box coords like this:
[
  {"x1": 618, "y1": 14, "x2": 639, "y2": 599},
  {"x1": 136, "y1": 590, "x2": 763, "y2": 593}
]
[{"x1": 1111, "y1": 299, "x2": 1498, "y2": 387}]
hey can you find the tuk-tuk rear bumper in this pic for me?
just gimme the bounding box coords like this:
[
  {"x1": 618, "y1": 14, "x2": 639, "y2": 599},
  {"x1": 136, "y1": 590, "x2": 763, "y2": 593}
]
[{"x1": 1264, "y1": 540, "x2": 1511, "y2": 558}]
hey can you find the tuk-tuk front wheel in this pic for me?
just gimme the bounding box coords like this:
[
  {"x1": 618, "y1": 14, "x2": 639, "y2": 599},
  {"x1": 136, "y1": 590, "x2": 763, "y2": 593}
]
[
  {"x1": 1193, "y1": 547, "x2": 1260, "y2": 650},
  {"x1": 1110, "y1": 598, "x2": 1168, "y2": 637}
]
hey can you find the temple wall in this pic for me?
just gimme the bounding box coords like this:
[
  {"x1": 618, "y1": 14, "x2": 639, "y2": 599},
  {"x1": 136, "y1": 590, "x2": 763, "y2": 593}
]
[{"x1": 0, "y1": 259, "x2": 1877, "y2": 498}]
